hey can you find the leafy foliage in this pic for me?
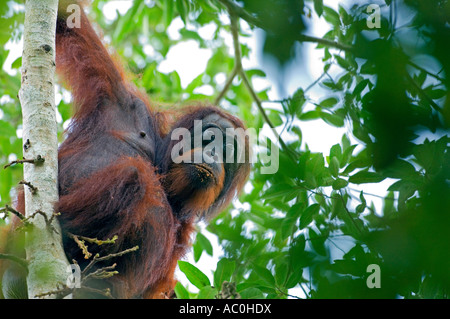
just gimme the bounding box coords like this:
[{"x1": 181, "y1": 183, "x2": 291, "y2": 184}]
[{"x1": 1, "y1": 0, "x2": 449, "y2": 299}]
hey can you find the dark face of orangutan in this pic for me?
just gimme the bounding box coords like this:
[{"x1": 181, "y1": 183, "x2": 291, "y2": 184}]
[{"x1": 162, "y1": 111, "x2": 251, "y2": 221}]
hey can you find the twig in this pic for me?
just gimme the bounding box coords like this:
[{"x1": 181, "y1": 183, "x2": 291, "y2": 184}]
[
  {"x1": 275, "y1": 287, "x2": 302, "y2": 299},
  {"x1": 19, "y1": 180, "x2": 38, "y2": 194},
  {"x1": 407, "y1": 60, "x2": 446, "y2": 83},
  {"x1": 4, "y1": 155, "x2": 45, "y2": 169},
  {"x1": 94, "y1": 245, "x2": 139, "y2": 263},
  {"x1": 83, "y1": 263, "x2": 118, "y2": 281},
  {"x1": 34, "y1": 283, "x2": 113, "y2": 299},
  {"x1": 217, "y1": 0, "x2": 353, "y2": 52},
  {"x1": 304, "y1": 71, "x2": 327, "y2": 93},
  {"x1": 299, "y1": 283, "x2": 309, "y2": 299},
  {"x1": 338, "y1": 190, "x2": 363, "y2": 235},
  {"x1": 224, "y1": 12, "x2": 298, "y2": 162},
  {"x1": 67, "y1": 233, "x2": 119, "y2": 260},
  {"x1": 297, "y1": 34, "x2": 353, "y2": 52},
  {"x1": 26, "y1": 210, "x2": 60, "y2": 234},
  {"x1": 69, "y1": 233, "x2": 92, "y2": 259},
  {"x1": 34, "y1": 284, "x2": 72, "y2": 299},
  {"x1": 406, "y1": 73, "x2": 442, "y2": 112},
  {"x1": 77, "y1": 234, "x2": 118, "y2": 246},
  {"x1": 82, "y1": 245, "x2": 139, "y2": 276},
  {"x1": 0, "y1": 205, "x2": 26, "y2": 221},
  {"x1": 214, "y1": 65, "x2": 239, "y2": 105}
]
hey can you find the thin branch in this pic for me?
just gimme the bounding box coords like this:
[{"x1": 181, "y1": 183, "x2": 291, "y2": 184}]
[
  {"x1": 276, "y1": 287, "x2": 302, "y2": 299},
  {"x1": 94, "y1": 245, "x2": 139, "y2": 263},
  {"x1": 0, "y1": 204, "x2": 26, "y2": 221},
  {"x1": 3, "y1": 155, "x2": 45, "y2": 169},
  {"x1": 83, "y1": 263, "x2": 118, "y2": 281},
  {"x1": 34, "y1": 283, "x2": 113, "y2": 299},
  {"x1": 68, "y1": 233, "x2": 92, "y2": 260},
  {"x1": 25, "y1": 210, "x2": 60, "y2": 234},
  {"x1": 299, "y1": 283, "x2": 310, "y2": 299},
  {"x1": 338, "y1": 190, "x2": 363, "y2": 235},
  {"x1": 297, "y1": 34, "x2": 353, "y2": 52},
  {"x1": 407, "y1": 60, "x2": 446, "y2": 83},
  {"x1": 304, "y1": 71, "x2": 327, "y2": 93},
  {"x1": 77, "y1": 234, "x2": 118, "y2": 246},
  {"x1": 225, "y1": 12, "x2": 298, "y2": 162},
  {"x1": 217, "y1": 0, "x2": 353, "y2": 52},
  {"x1": 214, "y1": 65, "x2": 239, "y2": 105},
  {"x1": 406, "y1": 73, "x2": 442, "y2": 112},
  {"x1": 82, "y1": 245, "x2": 139, "y2": 276},
  {"x1": 19, "y1": 180, "x2": 38, "y2": 194}
]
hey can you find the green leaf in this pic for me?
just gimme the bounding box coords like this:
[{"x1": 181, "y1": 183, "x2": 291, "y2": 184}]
[
  {"x1": 214, "y1": 258, "x2": 235, "y2": 288},
  {"x1": 330, "y1": 144, "x2": 343, "y2": 163},
  {"x1": 197, "y1": 232, "x2": 213, "y2": 257},
  {"x1": 341, "y1": 145, "x2": 357, "y2": 168},
  {"x1": 323, "y1": 6, "x2": 340, "y2": 26},
  {"x1": 11, "y1": 56, "x2": 21, "y2": 69},
  {"x1": 300, "y1": 204, "x2": 320, "y2": 229},
  {"x1": 197, "y1": 286, "x2": 217, "y2": 299},
  {"x1": 319, "y1": 97, "x2": 339, "y2": 108},
  {"x1": 285, "y1": 269, "x2": 303, "y2": 289},
  {"x1": 252, "y1": 264, "x2": 275, "y2": 286},
  {"x1": 381, "y1": 159, "x2": 417, "y2": 179},
  {"x1": 332, "y1": 178, "x2": 348, "y2": 190},
  {"x1": 174, "y1": 282, "x2": 190, "y2": 299},
  {"x1": 355, "y1": 203, "x2": 366, "y2": 213},
  {"x1": 314, "y1": 0, "x2": 324, "y2": 16},
  {"x1": 334, "y1": 55, "x2": 351, "y2": 70},
  {"x1": 268, "y1": 110, "x2": 283, "y2": 127},
  {"x1": 299, "y1": 110, "x2": 321, "y2": 121},
  {"x1": 291, "y1": 88, "x2": 306, "y2": 116},
  {"x1": 348, "y1": 170, "x2": 385, "y2": 184},
  {"x1": 353, "y1": 79, "x2": 370, "y2": 97},
  {"x1": 176, "y1": 0, "x2": 187, "y2": 24},
  {"x1": 239, "y1": 287, "x2": 264, "y2": 299},
  {"x1": 320, "y1": 111, "x2": 345, "y2": 127},
  {"x1": 309, "y1": 228, "x2": 327, "y2": 256},
  {"x1": 262, "y1": 183, "x2": 298, "y2": 201},
  {"x1": 329, "y1": 156, "x2": 340, "y2": 177},
  {"x1": 164, "y1": 0, "x2": 174, "y2": 27},
  {"x1": 178, "y1": 261, "x2": 211, "y2": 289}
]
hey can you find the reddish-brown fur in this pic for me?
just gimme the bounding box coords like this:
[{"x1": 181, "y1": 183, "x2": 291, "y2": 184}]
[{"x1": 53, "y1": 3, "x2": 248, "y2": 298}]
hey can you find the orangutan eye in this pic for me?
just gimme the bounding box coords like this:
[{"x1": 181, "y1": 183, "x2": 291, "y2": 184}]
[{"x1": 203, "y1": 129, "x2": 215, "y2": 141}]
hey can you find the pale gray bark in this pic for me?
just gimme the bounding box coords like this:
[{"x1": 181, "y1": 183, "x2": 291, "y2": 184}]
[{"x1": 18, "y1": 0, "x2": 70, "y2": 299}]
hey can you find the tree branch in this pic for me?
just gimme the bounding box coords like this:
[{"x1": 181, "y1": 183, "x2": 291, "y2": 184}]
[
  {"x1": 3, "y1": 155, "x2": 45, "y2": 169},
  {"x1": 217, "y1": 0, "x2": 353, "y2": 52},
  {"x1": 406, "y1": 73, "x2": 442, "y2": 112},
  {"x1": 0, "y1": 205, "x2": 26, "y2": 221},
  {"x1": 217, "y1": 11, "x2": 299, "y2": 162}
]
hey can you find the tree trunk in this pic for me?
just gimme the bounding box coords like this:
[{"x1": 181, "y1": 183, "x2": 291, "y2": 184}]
[{"x1": 18, "y1": 0, "x2": 70, "y2": 299}]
